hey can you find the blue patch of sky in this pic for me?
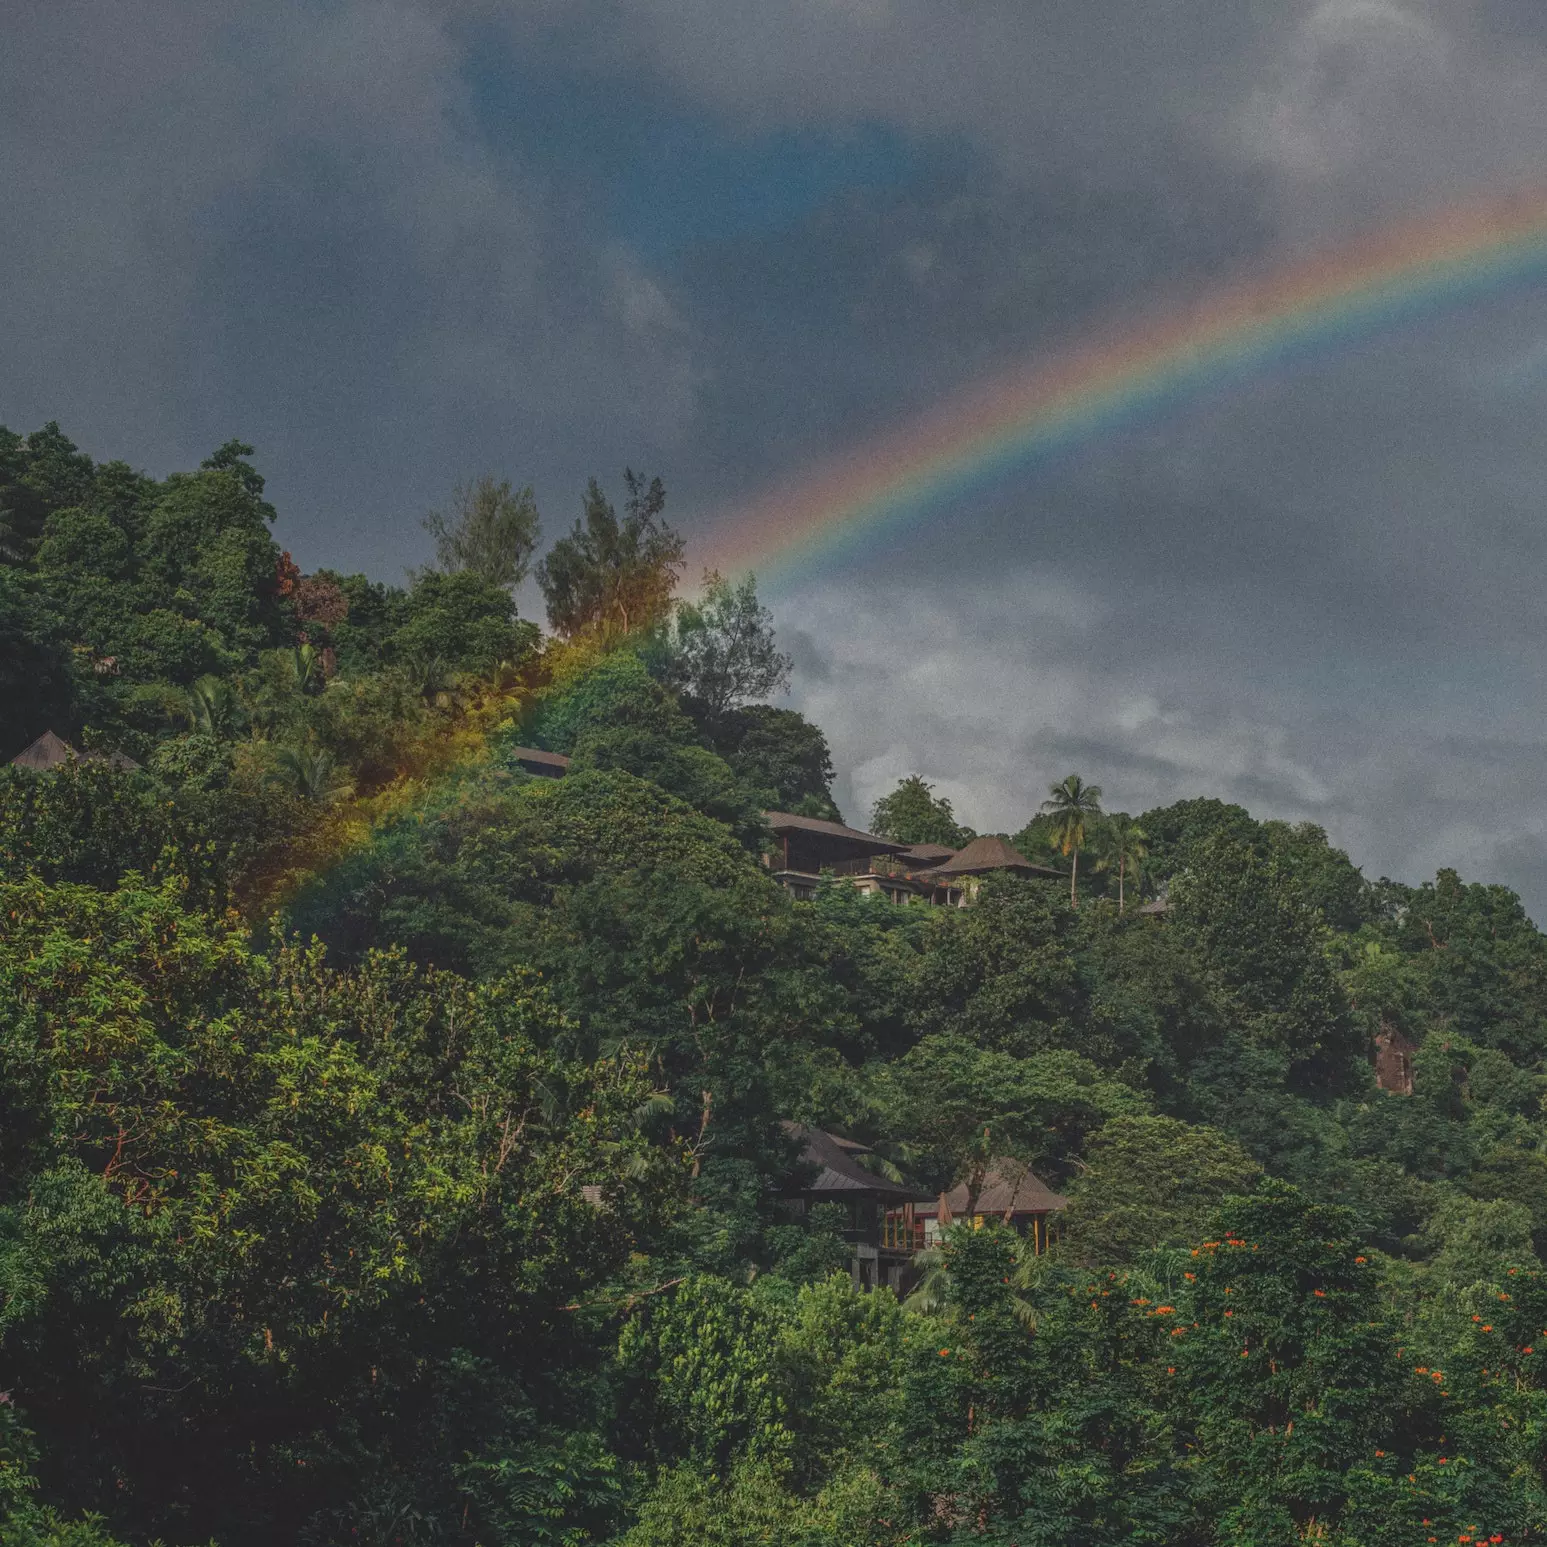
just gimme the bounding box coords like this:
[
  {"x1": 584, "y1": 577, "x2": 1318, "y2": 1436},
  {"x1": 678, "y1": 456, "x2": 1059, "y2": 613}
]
[{"x1": 461, "y1": 35, "x2": 961, "y2": 262}]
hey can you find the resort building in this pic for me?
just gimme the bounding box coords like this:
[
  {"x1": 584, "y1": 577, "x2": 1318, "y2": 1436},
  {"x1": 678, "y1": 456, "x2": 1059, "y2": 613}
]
[
  {"x1": 916, "y1": 1159, "x2": 1068, "y2": 1257},
  {"x1": 781, "y1": 1125, "x2": 933, "y2": 1291},
  {"x1": 782, "y1": 1130, "x2": 1070, "y2": 1290},
  {"x1": 762, "y1": 811, "x2": 1059, "y2": 906}
]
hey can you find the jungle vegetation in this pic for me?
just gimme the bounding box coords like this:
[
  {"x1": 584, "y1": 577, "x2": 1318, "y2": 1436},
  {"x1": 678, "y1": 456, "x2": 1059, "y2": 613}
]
[{"x1": 4, "y1": 424, "x2": 1547, "y2": 1546}]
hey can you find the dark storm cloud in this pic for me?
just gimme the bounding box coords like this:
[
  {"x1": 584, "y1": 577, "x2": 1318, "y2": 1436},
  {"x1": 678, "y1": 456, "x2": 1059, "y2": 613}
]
[
  {"x1": 5, "y1": 1, "x2": 1547, "y2": 909},
  {"x1": 0, "y1": 2, "x2": 703, "y2": 572}
]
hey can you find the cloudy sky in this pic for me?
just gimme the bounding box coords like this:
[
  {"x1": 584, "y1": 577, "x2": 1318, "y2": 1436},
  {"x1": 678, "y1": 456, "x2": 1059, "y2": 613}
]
[{"x1": 7, "y1": 1, "x2": 1547, "y2": 909}]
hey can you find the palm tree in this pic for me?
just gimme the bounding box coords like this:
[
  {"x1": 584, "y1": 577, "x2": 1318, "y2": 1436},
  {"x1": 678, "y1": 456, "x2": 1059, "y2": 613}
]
[
  {"x1": 293, "y1": 643, "x2": 326, "y2": 696},
  {"x1": 1095, "y1": 814, "x2": 1148, "y2": 915},
  {"x1": 1040, "y1": 773, "x2": 1104, "y2": 907},
  {"x1": 270, "y1": 744, "x2": 347, "y2": 804},
  {"x1": 184, "y1": 674, "x2": 242, "y2": 738}
]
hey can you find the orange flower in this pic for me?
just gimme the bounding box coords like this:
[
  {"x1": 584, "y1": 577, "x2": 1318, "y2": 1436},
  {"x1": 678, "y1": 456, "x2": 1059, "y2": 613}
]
[
  {"x1": 1224, "y1": 1310, "x2": 1233, "y2": 1317},
  {"x1": 1314, "y1": 1289, "x2": 1327, "y2": 1298},
  {"x1": 939, "y1": 1348, "x2": 950, "y2": 1357},
  {"x1": 1167, "y1": 1366, "x2": 1175, "y2": 1375},
  {"x1": 1356, "y1": 1255, "x2": 1367, "y2": 1263},
  {"x1": 1438, "y1": 1457, "x2": 1448, "y2": 1465}
]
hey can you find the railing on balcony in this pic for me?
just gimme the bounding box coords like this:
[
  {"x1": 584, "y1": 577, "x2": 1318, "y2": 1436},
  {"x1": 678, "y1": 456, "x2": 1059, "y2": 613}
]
[
  {"x1": 824, "y1": 856, "x2": 884, "y2": 877},
  {"x1": 882, "y1": 1209, "x2": 926, "y2": 1253}
]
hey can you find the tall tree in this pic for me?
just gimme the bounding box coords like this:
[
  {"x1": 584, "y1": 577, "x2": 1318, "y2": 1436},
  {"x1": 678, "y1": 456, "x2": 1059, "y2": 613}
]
[
  {"x1": 870, "y1": 775, "x2": 974, "y2": 847},
  {"x1": 537, "y1": 471, "x2": 684, "y2": 639},
  {"x1": 661, "y1": 571, "x2": 791, "y2": 720},
  {"x1": 1041, "y1": 772, "x2": 1104, "y2": 906},
  {"x1": 706, "y1": 704, "x2": 838, "y2": 818},
  {"x1": 1095, "y1": 812, "x2": 1148, "y2": 914},
  {"x1": 421, "y1": 475, "x2": 541, "y2": 592}
]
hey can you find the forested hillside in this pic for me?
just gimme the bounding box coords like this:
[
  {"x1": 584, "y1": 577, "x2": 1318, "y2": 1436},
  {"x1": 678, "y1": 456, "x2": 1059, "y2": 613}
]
[{"x1": 6, "y1": 425, "x2": 1547, "y2": 1545}]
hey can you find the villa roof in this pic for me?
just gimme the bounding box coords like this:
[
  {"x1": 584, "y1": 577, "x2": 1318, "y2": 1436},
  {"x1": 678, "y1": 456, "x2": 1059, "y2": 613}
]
[
  {"x1": 763, "y1": 811, "x2": 907, "y2": 854},
  {"x1": 9, "y1": 730, "x2": 139, "y2": 773},
  {"x1": 916, "y1": 1159, "x2": 1068, "y2": 1219},
  {"x1": 783, "y1": 1123, "x2": 928, "y2": 1202},
  {"x1": 10, "y1": 730, "x2": 77, "y2": 770},
  {"x1": 922, "y1": 833, "x2": 1058, "y2": 878},
  {"x1": 899, "y1": 842, "x2": 958, "y2": 866}
]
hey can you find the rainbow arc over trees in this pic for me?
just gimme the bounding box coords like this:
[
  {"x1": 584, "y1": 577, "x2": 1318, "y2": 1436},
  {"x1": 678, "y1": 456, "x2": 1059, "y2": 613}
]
[{"x1": 697, "y1": 192, "x2": 1547, "y2": 586}]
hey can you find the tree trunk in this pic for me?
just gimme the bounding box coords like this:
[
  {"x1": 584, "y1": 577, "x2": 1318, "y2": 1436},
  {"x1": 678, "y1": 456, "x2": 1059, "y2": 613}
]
[
  {"x1": 1070, "y1": 847, "x2": 1078, "y2": 907},
  {"x1": 1118, "y1": 853, "x2": 1126, "y2": 914},
  {"x1": 964, "y1": 1159, "x2": 988, "y2": 1218}
]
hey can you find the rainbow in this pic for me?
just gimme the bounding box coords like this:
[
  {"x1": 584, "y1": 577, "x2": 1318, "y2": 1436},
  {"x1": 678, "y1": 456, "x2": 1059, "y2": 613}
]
[{"x1": 696, "y1": 192, "x2": 1547, "y2": 586}]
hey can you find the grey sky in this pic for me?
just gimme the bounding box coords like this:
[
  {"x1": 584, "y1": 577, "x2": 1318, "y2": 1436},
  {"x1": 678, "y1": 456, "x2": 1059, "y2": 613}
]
[{"x1": 5, "y1": 2, "x2": 1547, "y2": 910}]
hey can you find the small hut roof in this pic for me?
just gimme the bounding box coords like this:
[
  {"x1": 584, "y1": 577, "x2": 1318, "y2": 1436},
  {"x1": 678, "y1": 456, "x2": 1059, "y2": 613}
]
[
  {"x1": 1138, "y1": 896, "x2": 1170, "y2": 915},
  {"x1": 763, "y1": 811, "x2": 907, "y2": 855},
  {"x1": 10, "y1": 730, "x2": 78, "y2": 770},
  {"x1": 9, "y1": 731, "x2": 138, "y2": 773},
  {"x1": 507, "y1": 745, "x2": 571, "y2": 776},
  {"x1": 922, "y1": 834, "x2": 1059, "y2": 879},
  {"x1": 916, "y1": 1159, "x2": 1067, "y2": 1219},
  {"x1": 783, "y1": 1123, "x2": 928, "y2": 1202}
]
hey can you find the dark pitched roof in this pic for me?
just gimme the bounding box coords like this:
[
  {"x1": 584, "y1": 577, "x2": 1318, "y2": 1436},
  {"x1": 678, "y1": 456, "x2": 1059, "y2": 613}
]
[
  {"x1": 10, "y1": 730, "x2": 77, "y2": 770},
  {"x1": 899, "y1": 842, "x2": 958, "y2": 866},
  {"x1": 9, "y1": 731, "x2": 138, "y2": 773},
  {"x1": 763, "y1": 811, "x2": 907, "y2": 854},
  {"x1": 783, "y1": 1123, "x2": 929, "y2": 1202},
  {"x1": 508, "y1": 746, "x2": 570, "y2": 776},
  {"x1": 916, "y1": 1159, "x2": 1067, "y2": 1219},
  {"x1": 923, "y1": 833, "x2": 1059, "y2": 878}
]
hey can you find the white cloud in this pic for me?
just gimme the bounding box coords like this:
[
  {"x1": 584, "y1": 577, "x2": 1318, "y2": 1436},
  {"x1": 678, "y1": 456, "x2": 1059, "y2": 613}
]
[{"x1": 1238, "y1": 0, "x2": 1547, "y2": 237}]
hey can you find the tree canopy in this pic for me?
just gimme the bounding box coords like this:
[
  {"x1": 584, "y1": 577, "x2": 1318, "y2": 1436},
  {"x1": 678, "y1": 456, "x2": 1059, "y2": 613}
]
[
  {"x1": 870, "y1": 774, "x2": 975, "y2": 847},
  {"x1": 421, "y1": 474, "x2": 542, "y2": 592},
  {"x1": 537, "y1": 472, "x2": 684, "y2": 639}
]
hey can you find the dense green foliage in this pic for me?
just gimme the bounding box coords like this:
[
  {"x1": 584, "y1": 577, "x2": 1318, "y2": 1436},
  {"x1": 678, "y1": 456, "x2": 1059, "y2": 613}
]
[
  {"x1": 6, "y1": 427, "x2": 1547, "y2": 1544},
  {"x1": 871, "y1": 776, "x2": 975, "y2": 848}
]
